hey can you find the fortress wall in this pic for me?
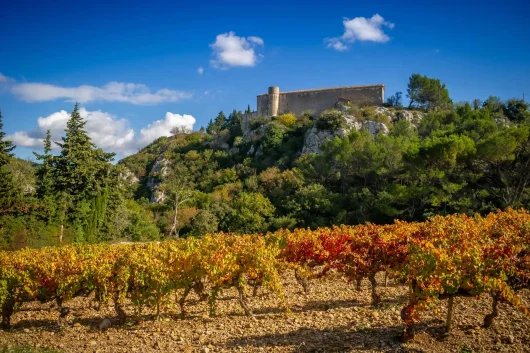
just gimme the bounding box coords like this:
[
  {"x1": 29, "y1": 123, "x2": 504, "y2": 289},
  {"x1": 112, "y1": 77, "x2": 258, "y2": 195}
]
[
  {"x1": 241, "y1": 111, "x2": 259, "y2": 135},
  {"x1": 257, "y1": 95, "x2": 269, "y2": 117},
  {"x1": 277, "y1": 85, "x2": 384, "y2": 117}
]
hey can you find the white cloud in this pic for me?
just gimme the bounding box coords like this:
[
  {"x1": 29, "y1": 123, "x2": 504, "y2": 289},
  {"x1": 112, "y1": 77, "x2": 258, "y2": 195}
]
[
  {"x1": 247, "y1": 36, "x2": 264, "y2": 46},
  {"x1": 10, "y1": 81, "x2": 192, "y2": 105},
  {"x1": 197, "y1": 67, "x2": 204, "y2": 75},
  {"x1": 8, "y1": 109, "x2": 196, "y2": 157},
  {"x1": 326, "y1": 14, "x2": 394, "y2": 51},
  {"x1": 0, "y1": 73, "x2": 13, "y2": 83},
  {"x1": 326, "y1": 38, "x2": 349, "y2": 52},
  {"x1": 210, "y1": 32, "x2": 264, "y2": 68},
  {"x1": 0, "y1": 73, "x2": 14, "y2": 93},
  {"x1": 138, "y1": 112, "x2": 196, "y2": 146}
]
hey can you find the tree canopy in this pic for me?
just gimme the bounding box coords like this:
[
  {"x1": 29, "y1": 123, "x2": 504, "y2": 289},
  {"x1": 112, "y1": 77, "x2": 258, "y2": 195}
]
[{"x1": 407, "y1": 73, "x2": 452, "y2": 109}]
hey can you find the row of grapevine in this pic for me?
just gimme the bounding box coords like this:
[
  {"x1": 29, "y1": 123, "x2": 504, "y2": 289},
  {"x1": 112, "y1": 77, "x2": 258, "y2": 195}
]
[{"x1": 1, "y1": 209, "x2": 529, "y2": 342}]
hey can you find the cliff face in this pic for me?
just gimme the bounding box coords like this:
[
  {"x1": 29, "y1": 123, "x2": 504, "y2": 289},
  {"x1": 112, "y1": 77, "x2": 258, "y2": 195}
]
[{"x1": 146, "y1": 158, "x2": 171, "y2": 203}]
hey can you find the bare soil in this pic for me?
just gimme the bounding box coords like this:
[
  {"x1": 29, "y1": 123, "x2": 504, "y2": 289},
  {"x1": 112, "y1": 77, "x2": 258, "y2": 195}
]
[{"x1": 1, "y1": 272, "x2": 528, "y2": 353}]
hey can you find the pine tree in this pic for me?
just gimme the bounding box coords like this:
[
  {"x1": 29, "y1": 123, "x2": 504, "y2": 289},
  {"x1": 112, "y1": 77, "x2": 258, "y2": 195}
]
[
  {"x1": 213, "y1": 111, "x2": 227, "y2": 132},
  {"x1": 246, "y1": 105, "x2": 252, "y2": 114},
  {"x1": 206, "y1": 112, "x2": 227, "y2": 136},
  {"x1": 0, "y1": 110, "x2": 15, "y2": 167},
  {"x1": 227, "y1": 110, "x2": 244, "y2": 130},
  {"x1": 0, "y1": 110, "x2": 22, "y2": 214},
  {"x1": 55, "y1": 104, "x2": 97, "y2": 197},
  {"x1": 206, "y1": 119, "x2": 214, "y2": 135},
  {"x1": 53, "y1": 104, "x2": 116, "y2": 242}
]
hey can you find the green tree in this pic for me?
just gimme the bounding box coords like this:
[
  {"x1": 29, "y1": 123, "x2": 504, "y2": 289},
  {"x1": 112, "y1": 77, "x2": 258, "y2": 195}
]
[
  {"x1": 407, "y1": 74, "x2": 452, "y2": 109},
  {"x1": 163, "y1": 174, "x2": 195, "y2": 237},
  {"x1": 227, "y1": 109, "x2": 243, "y2": 127},
  {"x1": 386, "y1": 92, "x2": 403, "y2": 108},
  {"x1": 190, "y1": 210, "x2": 218, "y2": 237},
  {"x1": 206, "y1": 119, "x2": 215, "y2": 135},
  {"x1": 0, "y1": 110, "x2": 15, "y2": 167},
  {"x1": 262, "y1": 124, "x2": 286, "y2": 153},
  {"x1": 503, "y1": 99, "x2": 529, "y2": 123},
  {"x1": 34, "y1": 130, "x2": 56, "y2": 223},
  {"x1": 53, "y1": 104, "x2": 116, "y2": 242},
  {"x1": 0, "y1": 110, "x2": 22, "y2": 215},
  {"x1": 228, "y1": 192, "x2": 275, "y2": 233},
  {"x1": 482, "y1": 96, "x2": 505, "y2": 113},
  {"x1": 206, "y1": 111, "x2": 228, "y2": 136}
]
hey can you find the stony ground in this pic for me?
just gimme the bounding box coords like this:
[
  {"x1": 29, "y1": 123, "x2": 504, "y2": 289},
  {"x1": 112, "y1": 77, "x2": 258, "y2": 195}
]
[{"x1": 1, "y1": 272, "x2": 529, "y2": 353}]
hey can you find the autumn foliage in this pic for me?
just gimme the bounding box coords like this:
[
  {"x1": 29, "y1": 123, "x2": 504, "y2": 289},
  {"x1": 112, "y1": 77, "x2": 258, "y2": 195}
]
[{"x1": 1, "y1": 209, "x2": 529, "y2": 342}]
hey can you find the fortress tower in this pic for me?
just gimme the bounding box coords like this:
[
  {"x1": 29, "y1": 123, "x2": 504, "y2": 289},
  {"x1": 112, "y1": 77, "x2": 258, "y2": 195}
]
[{"x1": 268, "y1": 86, "x2": 280, "y2": 117}]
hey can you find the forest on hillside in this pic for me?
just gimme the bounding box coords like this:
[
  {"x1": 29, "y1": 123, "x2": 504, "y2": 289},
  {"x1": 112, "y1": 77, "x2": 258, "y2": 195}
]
[{"x1": 1, "y1": 74, "x2": 530, "y2": 249}]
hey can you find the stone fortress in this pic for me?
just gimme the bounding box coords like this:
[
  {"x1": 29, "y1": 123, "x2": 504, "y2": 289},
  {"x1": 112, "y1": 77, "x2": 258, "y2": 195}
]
[
  {"x1": 240, "y1": 84, "x2": 390, "y2": 155},
  {"x1": 244, "y1": 84, "x2": 385, "y2": 119},
  {"x1": 239, "y1": 83, "x2": 423, "y2": 157}
]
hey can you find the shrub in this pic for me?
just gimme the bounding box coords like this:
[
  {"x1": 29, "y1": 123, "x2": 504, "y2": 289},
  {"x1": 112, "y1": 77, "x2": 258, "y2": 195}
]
[
  {"x1": 250, "y1": 116, "x2": 271, "y2": 130},
  {"x1": 372, "y1": 114, "x2": 391, "y2": 127},
  {"x1": 278, "y1": 113, "x2": 297, "y2": 128},
  {"x1": 233, "y1": 136, "x2": 243, "y2": 146},
  {"x1": 316, "y1": 109, "x2": 346, "y2": 130},
  {"x1": 361, "y1": 106, "x2": 376, "y2": 119},
  {"x1": 190, "y1": 210, "x2": 218, "y2": 237},
  {"x1": 263, "y1": 124, "x2": 286, "y2": 153}
]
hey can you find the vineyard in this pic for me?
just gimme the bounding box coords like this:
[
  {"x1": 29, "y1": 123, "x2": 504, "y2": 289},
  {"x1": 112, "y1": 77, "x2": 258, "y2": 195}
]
[{"x1": 1, "y1": 209, "x2": 530, "y2": 352}]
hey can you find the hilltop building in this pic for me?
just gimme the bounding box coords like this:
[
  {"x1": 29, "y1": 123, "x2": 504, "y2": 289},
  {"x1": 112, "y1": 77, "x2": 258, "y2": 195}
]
[{"x1": 243, "y1": 84, "x2": 385, "y2": 119}]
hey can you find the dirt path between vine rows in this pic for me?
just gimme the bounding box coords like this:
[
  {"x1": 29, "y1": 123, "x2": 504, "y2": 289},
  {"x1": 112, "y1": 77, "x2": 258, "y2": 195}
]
[{"x1": 1, "y1": 272, "x2": 529, "y2": 352}]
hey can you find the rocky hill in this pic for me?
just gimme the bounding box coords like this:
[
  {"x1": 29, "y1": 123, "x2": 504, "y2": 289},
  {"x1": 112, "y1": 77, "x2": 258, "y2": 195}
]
[
  {"x1": 119, "y1": 105, "x2": 423, "y2": 203},
  {"x1": 117, "y1": 98, "x2": 528, "y2": 238}
]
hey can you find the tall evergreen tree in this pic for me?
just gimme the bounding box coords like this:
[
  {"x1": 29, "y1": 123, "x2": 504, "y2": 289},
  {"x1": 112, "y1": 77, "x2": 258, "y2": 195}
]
[
  {"x1": 206, "y1": 112, "x2": 227, "y2": 136},
  {"x1": 53, "y1": 104, "x2": 116, "y2": 242},
  {"x1": 34, "y1": 130, "x2": 56, "y2": 223},
  {"x1": 206, "y1": 119, "x2": 214, "y2": 135},
  {"x1": 213, "y1": 111, "x2": 227, "y2": 133},
  {"x1": 227, "y1": 109, "x2": 243, "y2": 127},
  {"x1": 0, "y1": 110, "x2": 15, "y2": 167},
  {"x1": 0, "y1": 110, "x2": 22, "y2": 214}
]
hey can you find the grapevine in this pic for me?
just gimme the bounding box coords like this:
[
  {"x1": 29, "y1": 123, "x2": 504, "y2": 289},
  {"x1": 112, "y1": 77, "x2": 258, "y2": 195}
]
[{"x1": 0, "y1": 209, "x2": 528, "y2": 343}]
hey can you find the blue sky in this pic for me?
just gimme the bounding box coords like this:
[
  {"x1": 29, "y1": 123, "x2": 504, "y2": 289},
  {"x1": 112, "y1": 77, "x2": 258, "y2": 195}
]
[{"x1": 1, "y1": 0, "x2": 529, "y2": 160}]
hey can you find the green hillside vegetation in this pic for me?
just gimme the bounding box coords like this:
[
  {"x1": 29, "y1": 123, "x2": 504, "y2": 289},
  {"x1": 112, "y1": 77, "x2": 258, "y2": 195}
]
[{"x1": 1, "y1": 74, "x2": 530, "y2": 249}]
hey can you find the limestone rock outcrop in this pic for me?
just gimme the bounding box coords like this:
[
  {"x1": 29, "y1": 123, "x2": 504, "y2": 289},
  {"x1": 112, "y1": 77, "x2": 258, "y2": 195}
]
[
  {"x1": 302, "y1": 127, "x2": 338, "y2": 155},
  {"x1": 120, "y1": 168, "x2": 139, "y2": 185},
  {"x1": 375, "y1": 107, "x2": 397, "y2": 121},
  {"x1": 146, "y1": 158, "x2": 170, "y2": 204},
  {"x1": 242, "y1": 122, "x2": 271, "y2": 143},
  {"x1": 362, "y1": 120, "x2": 390, "y2": 135},
  {"x1": 395, "y1": 110, "x2": 424, "y2": 125},
  {"x1": 247, "y1": 144, "x2": 256, "y2": 156},
  {"x1": 301, "y1": 115, "x2": 389, "y2": 155}
]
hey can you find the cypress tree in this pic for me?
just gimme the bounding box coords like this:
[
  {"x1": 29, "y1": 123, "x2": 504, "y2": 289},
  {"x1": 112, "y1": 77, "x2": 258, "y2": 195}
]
[{"x1": 34, "y1": 130, "x2": 56, "y2": 223}]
